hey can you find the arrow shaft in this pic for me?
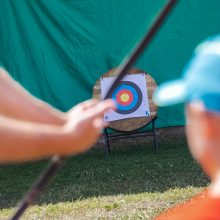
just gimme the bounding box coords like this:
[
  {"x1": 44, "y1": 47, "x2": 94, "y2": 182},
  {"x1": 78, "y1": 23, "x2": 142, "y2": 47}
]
[{"x1": 11, "y1": 1, "x2": 177, "y2": 219}]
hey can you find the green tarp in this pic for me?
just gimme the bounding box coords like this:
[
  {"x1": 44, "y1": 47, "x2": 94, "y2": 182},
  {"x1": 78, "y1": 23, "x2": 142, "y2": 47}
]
[{"x1": 1, "y1": 0, "x2": 220, "y2": 128}]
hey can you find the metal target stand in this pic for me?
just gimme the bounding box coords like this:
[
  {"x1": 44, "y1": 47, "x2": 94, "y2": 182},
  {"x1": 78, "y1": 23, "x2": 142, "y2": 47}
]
[{"x1": 103, "y1": 116, "x2": 158, "y2": 157}]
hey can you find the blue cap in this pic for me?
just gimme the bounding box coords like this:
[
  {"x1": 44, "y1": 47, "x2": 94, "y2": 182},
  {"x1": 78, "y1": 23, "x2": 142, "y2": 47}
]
[{"x1": 153, "y1": 36, "x2": 220, "y2": 113}]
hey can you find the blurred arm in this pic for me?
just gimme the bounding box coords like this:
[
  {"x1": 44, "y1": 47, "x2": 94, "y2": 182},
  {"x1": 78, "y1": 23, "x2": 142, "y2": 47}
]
[
  {"x1": 0, "y1": 99, "x2": 115, "y2": 163},
  {"x1": 0, "y1": 68, "x2": 66, "y2": 125},
  {"x1": 0, "y1": 115, "x2": 64, "y2": 162}
]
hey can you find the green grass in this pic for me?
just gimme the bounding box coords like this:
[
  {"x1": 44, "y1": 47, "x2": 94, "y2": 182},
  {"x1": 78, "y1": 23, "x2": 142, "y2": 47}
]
[{"x1": 0, "y1": 129, "x2": 209, "y2": 219}]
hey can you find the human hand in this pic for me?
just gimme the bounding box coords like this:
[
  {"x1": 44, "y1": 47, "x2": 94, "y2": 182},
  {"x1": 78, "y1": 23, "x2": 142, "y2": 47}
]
[{"x1": 61, "y1": 99, "x2": 115, "y2": 155}]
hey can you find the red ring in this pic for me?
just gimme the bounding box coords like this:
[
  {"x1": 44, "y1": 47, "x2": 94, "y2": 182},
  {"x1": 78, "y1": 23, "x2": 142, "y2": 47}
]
[{"x1": 116, "y1": 89, "x2": 133, "y2": 106}]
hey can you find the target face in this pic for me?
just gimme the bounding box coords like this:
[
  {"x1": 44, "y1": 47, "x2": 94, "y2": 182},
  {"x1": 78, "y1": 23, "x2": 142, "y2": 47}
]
[
  {"x1": 112, "y1": 81, "x2": 142, "y2": 114},
  {"x1": 100, "y1": 74, "x2": 150, "y2": 122}
]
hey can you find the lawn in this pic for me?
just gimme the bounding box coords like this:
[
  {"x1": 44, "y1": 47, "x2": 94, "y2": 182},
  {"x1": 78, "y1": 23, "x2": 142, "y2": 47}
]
[{"x1": 0, "y1": 127, "x2": 209, "y2": 219}]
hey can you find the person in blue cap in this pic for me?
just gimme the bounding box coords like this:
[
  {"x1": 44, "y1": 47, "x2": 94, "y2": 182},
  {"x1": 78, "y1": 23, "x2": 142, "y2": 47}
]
[{"x1": 154, "y1": 36, "x2": 220, "y2": 219}]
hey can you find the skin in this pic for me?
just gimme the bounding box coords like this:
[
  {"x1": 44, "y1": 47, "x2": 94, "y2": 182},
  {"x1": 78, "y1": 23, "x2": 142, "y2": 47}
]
[
  {"x1": 0, "y1": 68, "x2": 66, "y2": 125},
  {"x1": 0, "y1": 68, "x2": 115, "y2": 162},
  {"x1": 186, "y1": 102, "x2": 220, "y2": 197},
  {"x1": 155, "y1": 102, "x2": 220, "y2": 220}
]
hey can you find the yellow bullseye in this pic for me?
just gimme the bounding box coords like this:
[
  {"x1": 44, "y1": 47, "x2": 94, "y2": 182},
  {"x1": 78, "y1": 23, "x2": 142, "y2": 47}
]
[{"x1": 120, "y1": 93, "x2": 130, "y2": 102}]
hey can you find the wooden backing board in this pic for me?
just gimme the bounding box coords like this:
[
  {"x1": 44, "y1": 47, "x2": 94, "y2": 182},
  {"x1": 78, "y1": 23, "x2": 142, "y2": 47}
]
[{"x1": 92, "y1": 68, "x2": 158, "y2": 132}]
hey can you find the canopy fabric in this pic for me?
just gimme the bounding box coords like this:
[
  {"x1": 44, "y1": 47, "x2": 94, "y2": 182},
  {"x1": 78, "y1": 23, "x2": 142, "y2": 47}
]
[{"x1": 1, "y1": 0, "x2": 220, "y2": 127}]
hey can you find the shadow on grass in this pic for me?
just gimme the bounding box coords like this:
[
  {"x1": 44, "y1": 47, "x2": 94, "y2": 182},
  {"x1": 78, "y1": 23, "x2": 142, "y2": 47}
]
[{"x1": 0, "y1": 132, "x2": 209, "y2": 209}]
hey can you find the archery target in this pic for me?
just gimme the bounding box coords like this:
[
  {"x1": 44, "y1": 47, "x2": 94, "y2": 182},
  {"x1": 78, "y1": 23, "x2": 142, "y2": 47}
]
[{"x1": 100, "y1": 73, "x2": 150, "y2": 122}]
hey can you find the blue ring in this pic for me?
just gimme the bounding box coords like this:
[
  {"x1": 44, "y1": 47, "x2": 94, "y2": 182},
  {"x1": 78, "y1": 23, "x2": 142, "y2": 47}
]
[{"x1": 112, "y1": 81, "x2": 142, "y2": 114}]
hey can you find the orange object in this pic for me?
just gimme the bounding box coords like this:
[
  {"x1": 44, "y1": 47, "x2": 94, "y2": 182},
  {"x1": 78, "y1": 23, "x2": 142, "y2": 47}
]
[{"x1": 155, "y1": 190, "x2": 220, "y2": 220}]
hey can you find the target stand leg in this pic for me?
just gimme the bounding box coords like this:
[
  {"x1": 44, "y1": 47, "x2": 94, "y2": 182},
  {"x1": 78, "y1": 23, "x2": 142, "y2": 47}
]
[
  {"x1": 152, "y1": 119, "x2": 158, "y2": 153},
  {"x1": 104, "y1": 128, "x2": 110, "y2": 158}
]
